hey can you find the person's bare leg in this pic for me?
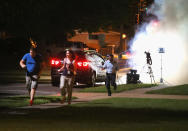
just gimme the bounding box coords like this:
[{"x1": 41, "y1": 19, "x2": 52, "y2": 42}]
[
  {"x1": 30, "y1": 88, "x2": 36, "y2": 101},
  {"x1": 29, "y1": 88, "x2": 36, "y2": 106}
]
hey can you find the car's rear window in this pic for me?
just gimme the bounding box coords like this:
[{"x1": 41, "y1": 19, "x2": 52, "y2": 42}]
[
  {"x1": 74, "y1": 51, "x2": 86, "y2": 60},
  {"x1": 54, "y1": 50, "x2": 86, "y2": 60}
]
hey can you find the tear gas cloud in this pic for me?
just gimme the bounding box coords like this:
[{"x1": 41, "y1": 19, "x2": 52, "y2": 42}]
[{"x1": 128, "y1": 0, "x2": 188, "y2": 85}]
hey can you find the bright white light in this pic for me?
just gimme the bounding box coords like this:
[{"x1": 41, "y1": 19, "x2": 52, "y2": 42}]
[{"x1": 129, "y1": 17, "x2": 187, "y2": 85}]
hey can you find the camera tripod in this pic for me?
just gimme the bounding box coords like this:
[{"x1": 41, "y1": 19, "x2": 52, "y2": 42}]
[
  {"x1": 141, "y1": 63, "x2": 155, "y2": 84},
  {"x1": 146, "y1": 64, "x2": 155, "y2": 84}
]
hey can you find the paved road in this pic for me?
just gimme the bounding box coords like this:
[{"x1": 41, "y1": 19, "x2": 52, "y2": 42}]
[{"x1": 0, "y1": 68, "x2": 129, "y2": 98}]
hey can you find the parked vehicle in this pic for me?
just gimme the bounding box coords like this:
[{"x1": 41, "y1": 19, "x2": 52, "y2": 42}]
[{"x1": 50, "y1": 50, "x2": 106, "y2": 87}]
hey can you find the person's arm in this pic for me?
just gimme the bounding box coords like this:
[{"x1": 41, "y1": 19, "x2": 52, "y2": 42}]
[
  {"x1": 20, "y1": 54, "x2": 28, "y2": 69},
  {"x1": 73, "y1": 60, "x2": 77, "y2": 75},
  {"x1": 58, "y1": 58, "x2": 65, "y2": 72},
  {"x1": 102, "y1": 61, "x2": 107, "y2": 70},
  {"x1": 20, "y1": 59, "x2": 26, "y2": 69}
]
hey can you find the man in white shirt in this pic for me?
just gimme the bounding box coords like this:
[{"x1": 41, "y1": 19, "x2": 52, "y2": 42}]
[{"x1": 102, "y1": 54, "x2": 118, "y2": 96}]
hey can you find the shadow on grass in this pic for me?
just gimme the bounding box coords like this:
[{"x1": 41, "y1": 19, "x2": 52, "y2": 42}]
[
  {"x1": 13, "y1": 106, "x2": 188, "y2": 124},
  {"x1": 0, "y1": 92, "x2": 187, "y2": 129},
  {"x1": 1, "y1": 103, "x2": 188, "y2": 131}
]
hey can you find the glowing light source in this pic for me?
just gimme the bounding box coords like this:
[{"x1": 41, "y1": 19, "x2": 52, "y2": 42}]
[
  {"x1": 77, "y1": 61, "x2": 89, "y2": 68},
  {"x1": 122, "y1": 33, "x2": 127, "y2": 39},
  {"x1": 127, "y1": 0, "x2": 188, "y2": 85},
  {"x1": 51, "y1": 59, "x2": 61, "y2": 66}
]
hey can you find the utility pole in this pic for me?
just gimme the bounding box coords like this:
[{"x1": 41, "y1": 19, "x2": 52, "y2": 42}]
[{"x1": 136, "y1": 0, "x2": 147, "y2": 25}]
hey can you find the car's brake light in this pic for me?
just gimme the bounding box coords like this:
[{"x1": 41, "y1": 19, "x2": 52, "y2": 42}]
[
  {"x1": 77, "y1": 62, "x2": 82, "y2": 67},
  {"x1": 83, "y1": 62, "x2": 89, "y2": 67},
  {"x1": 77, "y1": 61, "x2": 89, "y2": 68},
  {"x1": 51, "y1": 59, "x2": 61, "y2": 66}
]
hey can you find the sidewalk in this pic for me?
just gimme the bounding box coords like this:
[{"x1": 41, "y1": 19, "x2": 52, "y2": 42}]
[{"x1": 20, "y1": 84, "x2": 188, "y2": 109}]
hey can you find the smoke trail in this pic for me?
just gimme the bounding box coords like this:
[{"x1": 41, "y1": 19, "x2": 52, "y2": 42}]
[{"x1": 128, "y1": 0, "x2": 188, "y2": 85}]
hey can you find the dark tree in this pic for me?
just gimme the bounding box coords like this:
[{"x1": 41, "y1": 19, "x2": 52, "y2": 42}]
[{"x1": 0, "y1": 0, "x2": 154, "y2": 42}]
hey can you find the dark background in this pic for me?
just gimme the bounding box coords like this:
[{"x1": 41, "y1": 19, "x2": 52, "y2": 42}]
[{"x1": 0, "y1": 0, "x2": 154, "y2": 69}]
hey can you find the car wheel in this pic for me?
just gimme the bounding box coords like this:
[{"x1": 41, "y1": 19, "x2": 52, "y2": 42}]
[{"x1": 88, "y1": 73, "x2": 96, "y2": 87}]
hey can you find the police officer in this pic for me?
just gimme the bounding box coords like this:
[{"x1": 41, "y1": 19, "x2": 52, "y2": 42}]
[{"x1": 102, "y1": 54, "x2": 118, "y2": 96}]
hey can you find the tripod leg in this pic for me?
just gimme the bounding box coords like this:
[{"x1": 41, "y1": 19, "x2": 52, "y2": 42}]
[{"x1": 147, "y1": 65, "x2": 155, "y2": 84}]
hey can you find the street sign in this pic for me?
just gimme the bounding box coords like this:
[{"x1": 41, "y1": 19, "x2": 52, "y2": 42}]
[{"x1": 159, "y1": 48, "x2": 165, "y2": 53}]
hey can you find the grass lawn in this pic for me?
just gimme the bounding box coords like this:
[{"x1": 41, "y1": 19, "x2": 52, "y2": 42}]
[
  {"x1": 0, "y1": 96, "x2": 63, "y2": 108},
  {"x1": 146, "y1": 84, "x2": 188, "y2": 95},
  {"x1": 80, "y1": 84, "x2": 157, "y2": 93},
  {"x1": 1, "y1": 98, "x2": 188, "y2": 131}
]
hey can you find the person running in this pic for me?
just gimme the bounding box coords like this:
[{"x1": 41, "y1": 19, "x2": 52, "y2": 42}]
[
  {"x1": 58, "y1": 50, "x2": 76, "y2": 105},
  {"x1": 102, "y1": 54, "x2": 118, "y2": 96},
  {"x1": 20, "y1": 46, "x2": 43, "y2": 106}
]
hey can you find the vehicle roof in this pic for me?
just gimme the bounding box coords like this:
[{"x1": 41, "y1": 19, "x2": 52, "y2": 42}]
[{"x1": 54, "y1": 49, "x2": 104, "y2": 60}]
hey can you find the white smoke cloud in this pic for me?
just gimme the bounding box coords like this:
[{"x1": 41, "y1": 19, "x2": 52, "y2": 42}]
[{"x1": 128, "y1": 0, "x2": 188, "y2": 85}]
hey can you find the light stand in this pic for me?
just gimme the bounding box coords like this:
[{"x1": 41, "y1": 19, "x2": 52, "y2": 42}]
[{"x1": 159, "y1": 48, "x2": 165, "y2": 83}]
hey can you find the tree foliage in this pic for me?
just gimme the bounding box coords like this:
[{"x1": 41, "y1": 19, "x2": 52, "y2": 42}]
[{"x1": 0, "y1": 0, "x2": 153, "y2": 40}]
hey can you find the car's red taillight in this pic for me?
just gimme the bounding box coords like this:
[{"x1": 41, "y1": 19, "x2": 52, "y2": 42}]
[
  {"x1": 77, "y1": 62, "x2": 82, "y2": 67},
  {"x1": 51, "y1": 59, "x2": 61, "y2": 66},
  {"x1": 77, "y1": 61, "x2": 89, "y2": 68},
  {"x1": 83, "y1": 62, "x2": 89, "y2": 67}
]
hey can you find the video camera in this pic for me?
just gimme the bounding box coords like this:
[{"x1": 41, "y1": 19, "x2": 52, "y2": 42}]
[{"x1": 144, "y1": 51, "x2": 152, "y2": 65}]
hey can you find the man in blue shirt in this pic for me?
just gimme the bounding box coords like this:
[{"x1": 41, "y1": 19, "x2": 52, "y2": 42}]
[
  {"x1": 20, "y1": 46, "x2": 43, "y2": 106},
  {"x1": 103, "y1": 54, "x2": 118, "y2": 96}
]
